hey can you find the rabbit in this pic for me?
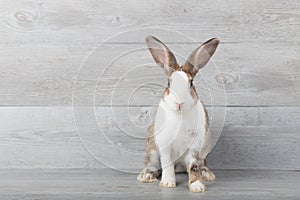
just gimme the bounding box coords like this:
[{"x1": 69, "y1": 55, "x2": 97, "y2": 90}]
[{"x1": 137, "y1": 36, "x2": 219, "y2": 192}]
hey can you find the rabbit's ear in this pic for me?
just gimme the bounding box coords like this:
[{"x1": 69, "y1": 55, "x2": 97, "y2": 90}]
[
  {"x1": 145, "y1": 36, "x2": 179, "y2": 76},
  {"x1": 182, "y1": 38, "x2": 219, "y2": 78}
]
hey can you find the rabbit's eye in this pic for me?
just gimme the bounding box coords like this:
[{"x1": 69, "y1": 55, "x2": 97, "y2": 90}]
[
  {"x1": 190, "y1": 79, "x2": 193, "y2": 88},
  {"x1": 168, "y1": 78, "x2": 172, "y2": 87}
]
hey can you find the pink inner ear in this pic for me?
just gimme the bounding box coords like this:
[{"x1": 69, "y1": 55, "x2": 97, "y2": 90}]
[
  {"x1": 146, "y1": 36, "x2": 179, "y2": 77},
  {"x1": 183, "y1": 38, "x2": 219, "y2": 75},
  {"x1": 148, "y1": 42, "x2": 168, "y2": 66},
  {"x1": 155, "y1": 48, "x2": 168, "y2": 65},
  {"x1": 195, "y1": 46, "x2": 211, "y2": 67}
]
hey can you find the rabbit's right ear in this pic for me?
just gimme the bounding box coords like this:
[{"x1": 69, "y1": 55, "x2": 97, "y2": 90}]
[{"x1": 145, "y1": 36, "x2": 180, "y2": 77}]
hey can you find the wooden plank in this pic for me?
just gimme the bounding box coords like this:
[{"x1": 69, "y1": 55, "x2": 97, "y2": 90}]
[
  {"x1": 209, "y1": 126, "x2": 300, "y2": 170},
  {"x1": 0, "y1": 0, "x2": 299, "y2": 45},
  {"x1": 0, "y1": 42, "x2": 299, "y2": 106},
  {"x1": 0, "y1": 169, "x2": 298, "y2": 199},
  {"x1": 0, "y1": 107, "x2": 103, "y2": 169},
  {"x1": 0, "y1": 106, "x2": 299, "y2": 170}
]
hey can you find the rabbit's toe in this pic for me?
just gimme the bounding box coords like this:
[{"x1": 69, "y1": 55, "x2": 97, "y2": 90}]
[
  {"x1": 189, "y1": 180, "x2": 207, "y2": 192},
  {"x1": 137, "y1": 169, "x2": 158, "y2": 183},
  {"x1": 159, "y1": 178, "x2": 176, "y2": 188}
]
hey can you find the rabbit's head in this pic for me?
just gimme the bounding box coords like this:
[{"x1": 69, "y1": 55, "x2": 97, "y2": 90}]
[{"x1": 146, "y1": 36, "x2": 219, "y2": 112}]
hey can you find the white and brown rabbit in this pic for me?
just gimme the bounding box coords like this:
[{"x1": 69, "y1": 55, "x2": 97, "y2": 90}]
[{"x1": 137, "y1": 36, "x2": 219, "y2": 192}]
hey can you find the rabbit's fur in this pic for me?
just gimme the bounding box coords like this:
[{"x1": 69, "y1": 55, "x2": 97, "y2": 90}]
[{"x1": 137, "y1": 36, "x2": 219, "y2": 192}]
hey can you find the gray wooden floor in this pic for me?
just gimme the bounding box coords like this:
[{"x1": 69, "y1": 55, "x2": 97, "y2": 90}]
[{"x1": 0, "y1": 169, "x2": 298, "y2": 200}]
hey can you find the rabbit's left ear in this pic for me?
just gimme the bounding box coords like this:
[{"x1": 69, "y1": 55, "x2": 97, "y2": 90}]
[
  {"x1": 182, "y1": 38, "x2": 219, "y2": 78},
  {"x1": 145, "y1": 36, "x2": 180, "y2": 77}
]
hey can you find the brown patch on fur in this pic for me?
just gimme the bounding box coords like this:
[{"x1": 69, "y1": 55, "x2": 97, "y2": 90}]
[
  {"x1": 184, "y1": 72, "x2": 199, "y2": 101},
  {"x1": 204, "y1": 158, "x2": 207, "y2": 166},
  {"x1": 144, "y1": 122, "x2": 158, "y2": 166},
  {"x1": 162, "y1": 87, "x2": 170, "y2": 102},
  {"x1": 187, "y1": 161, "x2": 205, "y2": 185},
  {"x1": 200, "y1": 100, "x2": 209, "y2": 133},
  {"x1": 182, "y1": 63, "x2": 198, "y2": 78},
  {"x1": 189, "y1": 152, "x2": 214, "y2": 183},
  {"x1": 168, "y1": 63, "x2": 181, "y2": 77},
  {"x1": 190, "y1": 85, "x2": 199, "y2": 101}
]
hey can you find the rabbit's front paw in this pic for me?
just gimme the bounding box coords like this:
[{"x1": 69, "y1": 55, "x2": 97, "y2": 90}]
[
  {"x1": 200, "y1": 166, "x2": 215, "y2": 182},
  {"x1": 137, "y1": 169, "x2": 158, "y2": 183},
  {"x1": 159, "y1": 177, "x2": 176, "y2": 188},
  {"x1": 189, "y1": 180, "x2": 207, "y2": 193}
]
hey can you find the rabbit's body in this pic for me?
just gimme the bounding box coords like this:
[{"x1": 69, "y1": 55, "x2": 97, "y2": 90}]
[
  {"x1": 154, "y1": 94, "x2": 207, "y2": 170},
  {"x1": 137, "y1": 36, "x2": 219, "y2": 192}
]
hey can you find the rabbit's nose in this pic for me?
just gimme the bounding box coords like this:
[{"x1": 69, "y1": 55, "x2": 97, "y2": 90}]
[{"x1": 175, "y1": 102, "x2": 184, "y2": 111}]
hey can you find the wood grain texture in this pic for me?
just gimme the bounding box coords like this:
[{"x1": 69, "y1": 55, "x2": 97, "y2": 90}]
[
  {"x1": 0, "y1": 42, "x2": 299, "y2": 106},
  {"x1": 0, "y1": 106, "x2": 299, "y2": 170},
  {"x1": 0, "y1": 0, "x2": 299, "y2": 45},
  {"x1": 0, "y1": 0, "x2": 299, "y2": 174},
  {"x1": 0, "y1": 169, "x2": 298, "y2": 199}
]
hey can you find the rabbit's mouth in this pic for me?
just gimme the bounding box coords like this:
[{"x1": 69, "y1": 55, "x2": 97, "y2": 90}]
[{"x1": 175, "y1": 102, "x2": 183, "y2": 112}]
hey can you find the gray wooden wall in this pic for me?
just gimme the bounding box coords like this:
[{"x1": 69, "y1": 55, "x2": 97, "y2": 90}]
[{"x1": 0, "y1": 0, "x2": 299, "y2": 171}]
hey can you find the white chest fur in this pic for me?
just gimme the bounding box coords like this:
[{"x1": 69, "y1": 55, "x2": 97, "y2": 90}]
[{"x1": 154, "y1": 100, "x2": 206, "y2": 163}]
